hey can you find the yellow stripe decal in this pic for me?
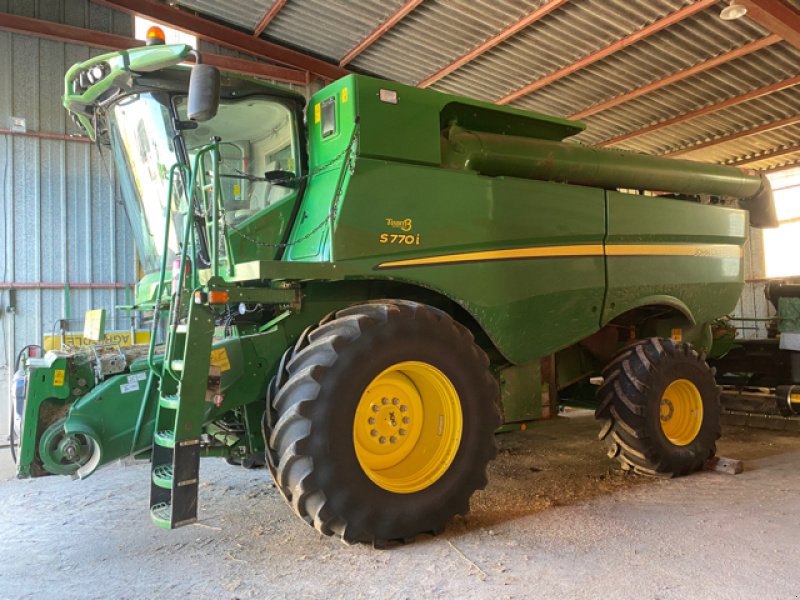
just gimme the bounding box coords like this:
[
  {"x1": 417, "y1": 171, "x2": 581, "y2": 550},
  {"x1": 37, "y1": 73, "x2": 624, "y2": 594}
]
[
  {"x1": 376, "y1": 243, "x2": 741, "y2": 269},
  {"x1": 606, "y1": 244, "x2": 743, "y2": 258}
]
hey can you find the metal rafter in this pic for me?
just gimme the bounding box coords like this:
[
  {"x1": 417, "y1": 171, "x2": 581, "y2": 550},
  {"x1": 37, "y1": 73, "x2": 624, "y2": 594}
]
[
  {"x1": 663, "y1": 115, "x2": 800, "y2": 157},
  {"x1": 569, "y1": 34, "x2": 782, "y2": 120},
  {"x1": 253, "y1": 0, "x2": 287, "y2": 37},
  {"x1": 417, "y1": 0, "x2": 569, "y2": 88},
  {"x1": 0, "y1": 12, "x2": 308, "y2": 84},
  {"x1": 496, "y1": 0, "x2": 718, "y2": 105},
  {"x1": 339, "y1": 0, "x2": 424, "y2": 67},
  {"x1": 727, "y1": 144, "x2": 800, "y2": 166},
  {"x1": 598, "y1": 75, "x2": 800, "y2": 147},
  {"x1": 92, "y1": 0, "x2": 347, "y2": 80},
  {"x1": 739, "y1": 0, "x2": 800, "y2": 49}
]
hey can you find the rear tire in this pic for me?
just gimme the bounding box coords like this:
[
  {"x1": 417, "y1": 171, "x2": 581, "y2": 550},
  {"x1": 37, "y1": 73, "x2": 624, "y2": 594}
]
[
  {"x1": 265, "y1": 300, "x2": 500, "y2": 545},
  {"x1": 596, "y1": 337, "x2": 720, "y2": 477}
]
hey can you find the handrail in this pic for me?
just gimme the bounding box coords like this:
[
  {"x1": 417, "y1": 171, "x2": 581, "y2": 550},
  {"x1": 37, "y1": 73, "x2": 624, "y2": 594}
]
[
  {"x1": 131, "y1": 140, "x2": 222, "y2": 453},
  {"x1": 165, "y1": 141, "x2": 219, "y2": 381},
  {"x1": 133, "y1": 161, "x2": 190, "y2": 455}
]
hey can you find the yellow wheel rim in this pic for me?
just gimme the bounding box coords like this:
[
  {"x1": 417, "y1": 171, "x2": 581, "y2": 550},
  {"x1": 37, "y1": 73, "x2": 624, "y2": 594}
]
[
  {"x1": 659, "y1": 379, "x2": 703, "y2": 446},
  {"x1": 353, "y1": 361, "x2": 463, "y2": 494}
]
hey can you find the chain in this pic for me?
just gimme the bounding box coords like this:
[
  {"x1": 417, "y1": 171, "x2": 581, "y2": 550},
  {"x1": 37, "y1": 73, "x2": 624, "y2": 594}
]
[{"x1": 216, "y1": 123, "x2": 360, "y2": 250}]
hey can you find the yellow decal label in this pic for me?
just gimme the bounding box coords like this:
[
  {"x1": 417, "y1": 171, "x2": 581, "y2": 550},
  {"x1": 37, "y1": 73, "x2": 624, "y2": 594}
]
[
  {"x1": 233, "y1": 184, "x2": 241, "y2": 197},
  {"x1": 43, "y1": 330, "x2": 151, "y2": 351},
  {"x1": 671, "y1": 328, "x2": 683, "y2": 342},
  {"x1": 379, "y1": 233, "x2": 421, "y2": 245},
  {"x1": 53, "y1": 369, "x2": 65, "y2": 387},
  {"x1": 341, "y1": 88, "x2": 348, "y2": 103},
  {"x1": 385, "y1": 217, "x2": 413, "y2": 232},
  {"x1": 314, "y1": 103, "x2": 321, "y2": 124},
  {"x1": 210, "y1": 348, "x2": 231, "y2": 372}
]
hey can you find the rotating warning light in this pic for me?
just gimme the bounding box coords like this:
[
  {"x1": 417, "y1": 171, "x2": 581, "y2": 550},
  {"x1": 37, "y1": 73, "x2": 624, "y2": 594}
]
[{"x1": 146, "y1": 26, "x2": 166, "y2": 46}]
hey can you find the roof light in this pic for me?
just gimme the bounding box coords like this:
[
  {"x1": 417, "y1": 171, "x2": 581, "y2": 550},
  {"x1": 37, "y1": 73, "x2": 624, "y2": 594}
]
[
  {"x1": 720, "y1": 1, "x2": 747, "y2": 20},
  {"x1": 146, "y1": 25, "x2": 166, "y2": 46}
]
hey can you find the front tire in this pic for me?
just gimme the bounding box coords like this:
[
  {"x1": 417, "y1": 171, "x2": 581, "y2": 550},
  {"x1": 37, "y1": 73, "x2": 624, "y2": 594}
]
[
  {"x1": 596, "y1": 338, "x2": 720, "y2": 477},
  {"x1": 266, "y1": 301, "x2": 500, "y2": 545}
]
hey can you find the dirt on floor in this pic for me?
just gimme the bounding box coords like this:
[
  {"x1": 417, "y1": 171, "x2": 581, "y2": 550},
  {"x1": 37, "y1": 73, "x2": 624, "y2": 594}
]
[{"x1": 1, "y1": 413, "x2": 799, "y2": 600}]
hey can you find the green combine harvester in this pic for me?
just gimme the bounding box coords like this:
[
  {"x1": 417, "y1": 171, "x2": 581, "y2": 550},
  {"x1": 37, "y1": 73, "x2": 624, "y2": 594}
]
[{"x1": 9, "y1": 36, "x2": 779, "y2": 545}]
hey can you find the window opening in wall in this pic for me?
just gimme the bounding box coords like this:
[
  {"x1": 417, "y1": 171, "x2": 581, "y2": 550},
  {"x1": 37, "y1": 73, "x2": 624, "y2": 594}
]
[{"x1": 763, "y1": 167, "x2": 800, "y2": 278}]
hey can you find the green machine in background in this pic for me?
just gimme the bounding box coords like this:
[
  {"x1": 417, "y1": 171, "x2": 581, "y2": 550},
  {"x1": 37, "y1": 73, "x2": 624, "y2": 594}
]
[{"x1": 10, "y1": 35, "x2": 777, "y2": 545}]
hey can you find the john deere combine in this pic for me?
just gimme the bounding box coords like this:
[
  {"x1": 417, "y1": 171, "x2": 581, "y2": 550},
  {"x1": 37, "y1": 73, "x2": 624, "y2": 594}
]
[{"x1": 10, "y1": 37, "x2": 777, "y2": 544}]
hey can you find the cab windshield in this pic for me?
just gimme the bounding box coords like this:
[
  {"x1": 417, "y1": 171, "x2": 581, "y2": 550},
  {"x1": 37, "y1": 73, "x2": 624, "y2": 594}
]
[
  {"x1": 106, "y1": 91, "x2": 301, "y2": 273},
  {"x1": 108, "y1": 92, "x2": 183, "y2": 272}
]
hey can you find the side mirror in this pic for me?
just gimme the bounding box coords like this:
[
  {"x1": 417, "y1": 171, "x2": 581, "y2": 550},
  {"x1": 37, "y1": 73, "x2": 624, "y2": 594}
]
[{"x1": 187, "y1": 64, "x2": 220, "y2": 122}]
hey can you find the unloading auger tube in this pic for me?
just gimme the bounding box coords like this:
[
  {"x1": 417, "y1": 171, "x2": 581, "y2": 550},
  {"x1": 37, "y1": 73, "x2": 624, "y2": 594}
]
[{"x1": 443, "y1": 127, "x2": 778, "y2": 228}]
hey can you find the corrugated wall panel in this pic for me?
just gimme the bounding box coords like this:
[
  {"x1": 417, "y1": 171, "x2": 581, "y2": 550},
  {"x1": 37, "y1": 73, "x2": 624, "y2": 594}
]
[{"x1": 0, "y1": 0, "x2": 136, "y2": 441}]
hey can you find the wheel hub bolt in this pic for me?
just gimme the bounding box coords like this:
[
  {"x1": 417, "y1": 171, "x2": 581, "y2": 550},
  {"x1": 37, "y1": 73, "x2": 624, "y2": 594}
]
[
  {"x1": 370, "y1": 429, "x2": 378, "y2": 437},
  {"x1": 379, "y1": 436, "x2": 386, "y2": 444},
  {"x1": 390, "y1": 436, "x2": 397, "y2": 444}
]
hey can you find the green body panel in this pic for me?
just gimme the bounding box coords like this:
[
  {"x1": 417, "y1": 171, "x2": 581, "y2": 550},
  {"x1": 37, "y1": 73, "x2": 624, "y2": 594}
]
[
  {"x1": 603, "y1": 191, "x2": 748, "y2": 340},
  {"x1": 227, "y1": 192, "x2": 298, "y2": 263},
  {"x1": 326, "y1": 160, "x2": 606, "y2": 361}
]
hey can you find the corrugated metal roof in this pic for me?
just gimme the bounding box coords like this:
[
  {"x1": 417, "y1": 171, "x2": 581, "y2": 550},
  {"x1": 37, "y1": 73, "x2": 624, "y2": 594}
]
[
  {"x1": 265, "y1": 0, "x2": 412, "y2": 65},
  {"x1": 168, "y1": 0, "x2": 800, "y2": 170},
  {"x1": 176, "y1": 0, "x2": 279, "y2": 31}
]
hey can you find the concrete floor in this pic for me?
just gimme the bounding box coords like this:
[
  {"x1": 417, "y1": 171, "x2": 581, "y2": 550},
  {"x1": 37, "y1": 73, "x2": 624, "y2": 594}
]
[{"x1": 2, "y1": 415, "x2": 799, "y2": 600}]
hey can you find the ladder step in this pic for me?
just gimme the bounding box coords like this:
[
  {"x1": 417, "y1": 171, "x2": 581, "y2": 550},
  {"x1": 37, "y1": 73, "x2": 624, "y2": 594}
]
[
  {"x1": 150, "y1": 502, "x2": 172, "y2": 529},
  {"x1": 171, "y1": 359, "x2": 184, "y2": 372},
  {"x1": 159, "y1": 394, "x2": 179, "y2": 410},
  {"x1": 154, "y1": 429, "x2": 175, "y2": 448},
  {"x1": 152, "y1": 464, "x2": 174, "y2": 489}
]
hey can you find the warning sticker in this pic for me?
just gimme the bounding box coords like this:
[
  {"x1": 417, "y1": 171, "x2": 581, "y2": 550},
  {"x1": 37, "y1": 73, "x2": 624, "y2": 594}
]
[
  {"x1": 120, "y1": 381, "x2": 140, "y2": 394},
  {"x1": 120, "y1": 372, "x2": 148, "y2": 394},
  {"x1": 671, "y1": 328, "x2": 683, "y2": 342},
  {"x1": 314, "y1": 103, "x2": 321, "y2": 124},
  {"x1": 210, "y1": 348, "x2": 231, "y2": 372},
  {"x1": 53, "y1": 369, "x2": 65, "y2": 387}
]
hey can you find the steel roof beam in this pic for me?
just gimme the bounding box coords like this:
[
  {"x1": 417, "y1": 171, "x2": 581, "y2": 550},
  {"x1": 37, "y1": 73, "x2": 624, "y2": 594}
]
[
  {"x1": 727, "y1": 144, "x2": 800, "y2": 166},
  {"x1": 496, "y1": 0, "x2": 718, "y2": 105},
  {"x1": 663, "y1": 115, "x2": 800, "y2": 157},
  {"x1": 739, "y1": 0, "x2": 800, "y2": 50},
  {"x1": 339, "y1": 0, "x2": 424, "y2": 67},
  {"x1": 417, "y1": 0, "x2": 569, "y2": 88},
  {"x1": 598, "y1": 75, "x2": 800, "y2": 147},
  {"x1": 0, "y1": 12, "x2": 308, "y2": 84},
  {"x1": 569, "y1": 34, "x2": 781, "y2": 120},
  {"x1": 253, "y1": 0, "x2": 287, "y2": 37},
  {"x1": 92, "y1": 0, "x2": 347, "y2": 80}
]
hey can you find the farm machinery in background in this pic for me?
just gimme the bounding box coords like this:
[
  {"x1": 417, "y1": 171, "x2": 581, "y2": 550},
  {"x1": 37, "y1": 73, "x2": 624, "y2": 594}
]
[
  {"x1": 709, "y1": 277, "x2": 800, "y2": 427},
  {"x1": 7, "y1": 32, "x2": 778, "y2": 545}
]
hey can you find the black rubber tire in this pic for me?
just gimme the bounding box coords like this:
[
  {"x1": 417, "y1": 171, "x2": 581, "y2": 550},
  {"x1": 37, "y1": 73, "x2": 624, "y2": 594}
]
[
  {"x1": 595, "y1": 337, "x2": 720, "y2": 477},
  {"x1": 265, "y1": 300, "x2": 500, "y2": 545}
]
